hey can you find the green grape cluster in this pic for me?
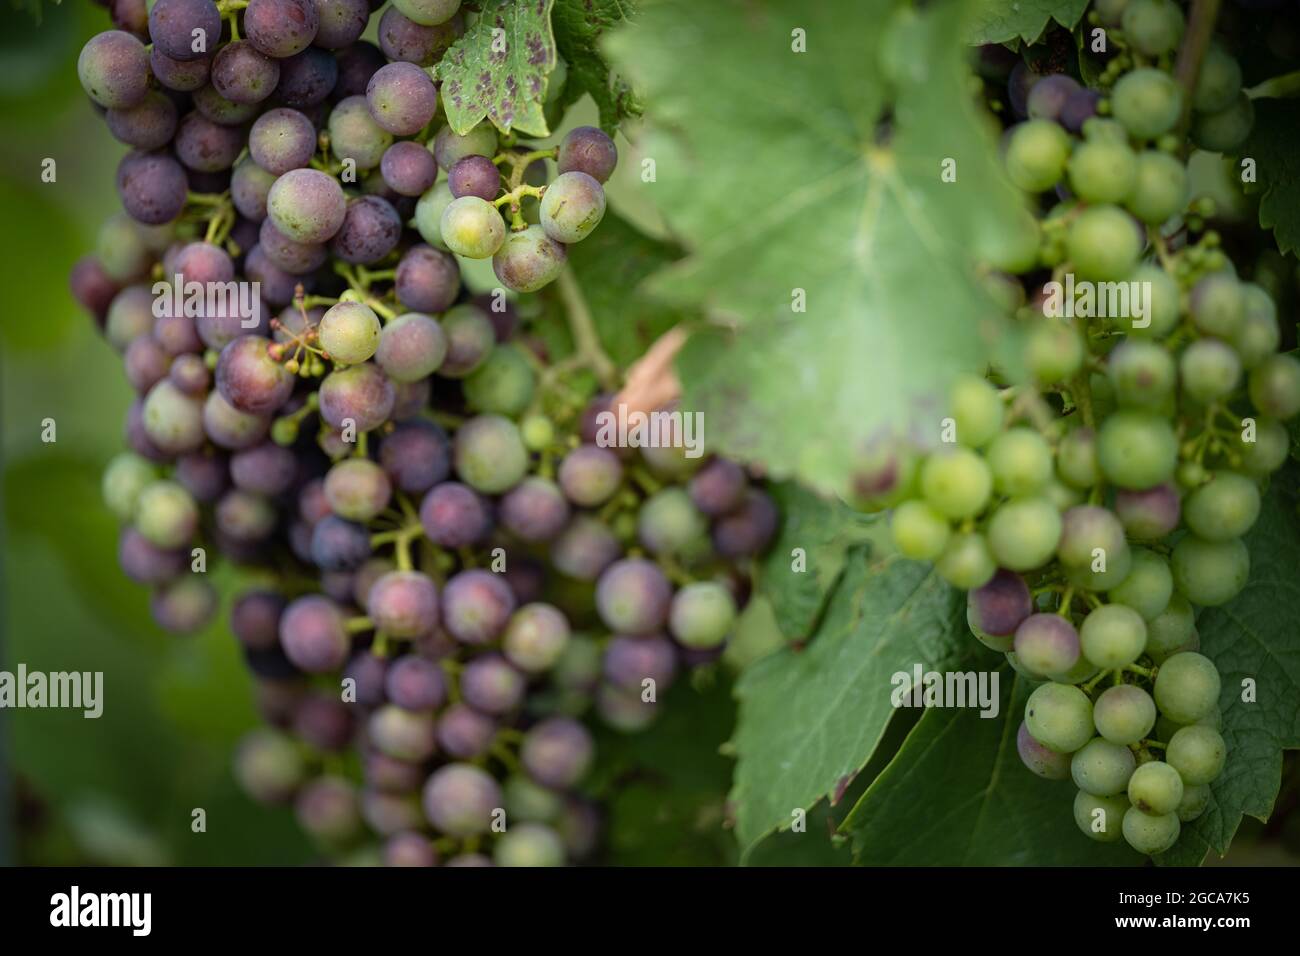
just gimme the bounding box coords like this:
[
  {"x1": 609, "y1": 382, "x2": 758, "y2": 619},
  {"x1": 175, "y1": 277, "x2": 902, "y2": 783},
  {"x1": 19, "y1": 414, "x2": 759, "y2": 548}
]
[{"x1": 859, "y1": 1, "x2": 1291, "y2": 857}]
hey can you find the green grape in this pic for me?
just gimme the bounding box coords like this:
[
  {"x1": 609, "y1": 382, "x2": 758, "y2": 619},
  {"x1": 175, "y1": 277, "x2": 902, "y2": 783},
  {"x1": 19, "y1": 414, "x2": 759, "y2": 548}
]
[
  {"x1": 1128, "y1": 760, "x2": 1184, "y2": 815},
  {"x1": 134, "y1": 479, "x2": 199, "y2": 549},
  {"x1": 1024, "y1": 321, "x2": 1084, "y2": 384},
  {"x1": 1194, "y1": 44, "x2": 1242, "y2": 114},
  {"x1": 1094, "y1": 684, "x2": 1157, "y2": 745},
  {"x1": 463, "y1": 345, "x2": 537, "y2": 418},
  {"x1": 920, "y1": 447, "x2": 992, "y2": 519},
  {"x1": 1156, "y1": 709, "x2": 1221, "y2": 743},
  {"x1": 987, "y1": 428, "x2": 1053, "y2": 496},
  {"x1": 935, "y1": 532, "x2": 996, "y2": 590},
  {"x1": 440, "y1": 196, "x2": 507, "y2": 259},
  {"x1": 1109, "y1": 548, "x2": 1173, "y2": 621},
  {"x1": 1074, "y1": 790, "x2": 1128, "y2": 843},
  {"x1": 1005, "y1": 650, "x2": 1042, "y2": 682},
  {"x1": 1166, "y1": 724, "x2": 1226, "y2": 786},
  {"x1": 949, "y1": 375, "x2": 1003, "y2": 448},
  {"x1": 1125, "y1": 151, "x2": 1187, "y2": 225},
  {"x1": 1121, "y1": 0, "x2": 1185, "y2": 57},
  {"x1": 414, "y1": 181, "x2": 454, "y2": 250},
  {"x1": 1058, "y1": 505, "x2": 1132, "y2": 591},
  {"x1": 1188, "y1": 272, "x2": 1244, "y2": 338},
  {"x1": 1071, "y1": 737, "x2": 1137, "y2": 796},
  {"x1": 1180, "y1": 338, "x2": 1242, "y2": 404},
  {"x1": 1018, "y1": 721, "x2": 1071, "y2": 778},
  {"x1": 1154, "y1": 651, "x2": 1221, "y2": 724},
  {"x1": 1248, "y1": 354, "x2": 1300, "y2": 421},
  {"x1": 1122, "y1": 805, "x2": 1181, "y2": 855},
  {"x1": 1057, "y1": 427, "x2": 1099, "y2": 490},
  {"x1": 987, "y1": 498, "x2": 1062, "y2": 571},
  {"x1": 1107, "y1": 340, "x2": 1175, "y2": 409},
  {"x1": 1080, "y1": 603, "x2": 1148, "y2": 669},
  {"x1": 890, "y1": 500, "x2": 951, "y2": 561},
  {"x1": 319, "y1": 301, "x2": 382, "y2": 365},
  {"x1": 1024, "y1": 682, "x2": 1094, "y2": 754},
  {"x1": 1067, "y1": 138, "x2": 1136, "y2": 204},
  {"x1": 1111, "y1": 68, "x2": 1183, "y2": 140},
  {"x1": 1127, "y1": 264, "x2": 1181, "y2": 339},
  {"x1": 1068, "y1": 206, "x2": 1142, "y2": 281},
  {"x1": 1191, "y1": 93, "x2": 1254, "y2": 153},
  {"x1": 1170, "y1": 535, "x2": 1249, "y2": 607},
  {"x1": 970, "y1": 612, "x2": 1014, "y2": 653},
  {"x1": 1005, "y1": 119, "x2": 1071, "y2": 193},
  {"x1": 102, "y1": 452, "x2": 159, "y2": 521},
  {"x1": 1183, "y1": 472, "x2": 1260, "y2": 542},
  {"x1": 1233, "y1": 284, "x2": 1280, "y2": 369},
  {"x1": 1044, "y1": 477, "x2": 1085, "y2": 513},
  {"x1": 1176, "y1": 784, "x2": 1211, "y2": 822},
  {"x1": 1236, "y1": 418, "x2": 1289, "y2": 477},
  {"x1": 1097, "y1": 410, "x2": 1178, "y2": 490},
  {"x1": 1051, "y1": 654, "x2": 1101, "y2": 686},
  {"x1": 1144, "y1": 594, "x2": 1198, "y2": 663}
]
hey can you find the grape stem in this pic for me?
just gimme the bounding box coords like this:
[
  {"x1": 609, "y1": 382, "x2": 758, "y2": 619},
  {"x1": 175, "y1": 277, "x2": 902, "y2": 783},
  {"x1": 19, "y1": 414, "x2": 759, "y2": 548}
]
[
  {"x1": 1245, "y1": 69, "x2": 1300, "y2": 99},
  {"x1": 1173, "y1": 0, "x2": 1223, "y2": 130},
  {"x1": 555, "y1": 268, "x2": 618, "y2": 389},
  {"x1": 345, "y1": 615, "x2": 373, "y2": 634},
  {"x1": 1126, "y1": 662, "x2": 1156, "y2": 679}
]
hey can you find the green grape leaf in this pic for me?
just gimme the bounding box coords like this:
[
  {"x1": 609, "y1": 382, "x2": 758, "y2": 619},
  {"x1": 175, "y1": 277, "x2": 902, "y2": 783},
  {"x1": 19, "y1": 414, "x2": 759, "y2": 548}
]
[
  {"x1": 728, "y1": 551, "x2": 970, "y2": 855},
  {"x1": 604, "y1": 0, "x2": 1027, "y2": 499},
  {"x1": 757, "y1": 482, "x2": 879, "y2": 640},
  {"x1": 434, "y1": 0, "x2": 557, "y2": 137},
  {"x1": 1154, "y1": 470, "x2": 1300, "y2": 865},
  {"x1": 967, "y1": 0, "x2": 1089, "y2": 45},
  {"x1": 1238, "y1": 99, "x2": 1300, "y2": 258},
  {"x1": 548, "y1": 0, "x2": 639, "y2": 133}
]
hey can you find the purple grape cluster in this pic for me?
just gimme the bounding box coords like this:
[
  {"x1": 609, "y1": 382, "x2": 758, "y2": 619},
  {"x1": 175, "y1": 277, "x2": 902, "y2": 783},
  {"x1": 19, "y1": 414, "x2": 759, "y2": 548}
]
[{"x1": 73, "y1": 0, "x2": 778, "y2": 867}]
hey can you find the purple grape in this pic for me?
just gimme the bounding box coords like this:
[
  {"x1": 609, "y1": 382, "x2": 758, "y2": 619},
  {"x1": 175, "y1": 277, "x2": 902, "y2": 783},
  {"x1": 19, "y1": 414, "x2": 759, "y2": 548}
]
[
  {"x1": 364, "y1": 750, "x2": 424, "y2": 792},
  {"x1": 380, "y1": 421, "x2": 451, "y2": 493},
  {"x1": 1017, "y1": 720, "x2": 1071, "y2": 779},
  {"x1": 687, "y1": 458, "x2": 747, "y2": 516},
  {"x1": 448, "y1": 154, "x2": 500, "y2": 201},
  {"x1": 712, "y1": 489, "x2": 779, "y2": 558},
  {"x1": 550, "y1": 515, "x2": 621, "y2": 581},
  {"x1": 230, "y1": 441, "x2": 298, "y2": 495},
  {"x1": 232, "y1": 158, "x2": 279, "y2": 221},
  {"x1": 150, "y1": 577, "x2": 218, "y2": 633},
  {"x1": 79, "y1": 30, "x2": 151, "y2": 109},
  {"x1": 376, "y1": 312, "x2": 448, "y2": 384},
  {"x1": 419, "y1": 481, "x2": 492, "y2": 548},
  {"x1": 104, "y1": 284, "x2": 154, "y2": 350},
  {"x1": 365, "y1": 61, "x2": 438, "y2": 136},
  {"x1": 116, "y1": 150, "x2": 187, "y2": 224},
  {"x1": 377, "y1": 6, "x2": 461, "y2": 64},
  {"x1": 384, "y1": 655, "x2": 447, "y2": 711},
  {"x1": 1026, "y1": 74, "x2": 1079, "y2": 122},
  {"x1": 310, "y1": 515, "x2": 372, "y2": 570},
  {"x1": 395, "y1": 244, "x2": 461, "y2": 313},
  {"x1": 557, "y1": 126, "x2": 617, "y2": 183},
  {"x1": 258, "y1": 217, "x2": 327, "y2": 274},
  {"x1": 195, "y1": 291, "x2": 271, "y2": 348},
  {"x1": 216, "y1": 488, "x2": 278, "y2": 541},
  {"x1": 368, "y1": 570, "x2": 440, "y2": 638},
  {"x1": 267, "y1": 168, "x2": 348, "y2": 244},
  {"x1": 175, "y1": 111, "x2": 246, "y2": 172},
  {"x1": 332, "y1": 40, "x2": 387, "y2": 97},
  {"x1": 328, "y1": 94, "x2": 392, "y2": 169},
  {"x1": 323, "y1": 458, "x2": 392, "y2": 521},
  {"x1": 142, "y1": 379, "x2": 206, "y2": 455},
  {"x1": 279, "y1": 595, "x2": 350, "y2": 672},
  {"x1": 459, "y1": 654, "x2": 527, "y2": 718},
  {"x1": 193, "y1": 83, "x2": 262, "y2": 125},
  {"x1": 1061, "y1": 88, "x2": 1101, "y2": 132},
  {"x1": 345, "y1": 650, "x2": 389, "y2": 706},
  {"x1": 436, "y1": 303, "x2": 494, "y2": 377},
  {"x1": 70, "y1": 255, "x2": 120, "y2": 326},
  {"x1": 520, "y1": 716, "x2": 593, "y2": 789},
  {"x1": 150, "y1": 47, "x2": 211, "y2": 91},
  {"x1": 245, "y1": 0, "x2": 319, "y2": 58},
  {"x1": 318, "y1": 362, "x2": 396, "y2": 431},
  {"x1": 274, "y1": 47, "x2": 338, "y2": 107},
  {"x1": 124, "y1": 336, "x2": 171, "y2": 393},
  {"x1": 603, "y1": 634, "x2": 678, "y2": 692},
  {"x1": 173, "y1": 240, "x2": 235, "y2": 285},
  {"x1": 503, "y1": 602, "x2": 570, "y2": 673},
  {"x1": 148, "y1": 0, "x2": 221, "y2": 62},
  {"x1": 595, "y1": 559, "x2": 672, "y2": 635},
  {"x1": 292, "y1": 695, "x2": 355, "y2": 751},
  {"x1": 234, "y1": 729, "x2": 306, "y2": 803},
  {"x1": 212, "y1": 40, "x2": 281, "y2": 105},
  {"x1": 242, "y1": 640, "x2": 301, "y2": 680},
  {"x1": 232, "y1": 590, "x2": 288, "y2": 650},
  {"x1": 106, "y1": 91, "x2": 178, "y2": 149},
  {"x1": 1007, "y1": 61, "x2": 1042, "y2": 119},
  {"x1": 250, "y1": 108, "x2": 318, "y2": 175},
  {"x1": 436, "y1": 703, "x2": 497, "y2": 758},
  {"x1": 110, "y1": 0, "x2": 149, "y2": 37},
  {"x1": 383, "y1": 831, "x2": 437, "y2": 867},
  {"x1": 203, "y1": 390, "x2": 271, "y2": 449},
  {"x1": 1115, "y1": 482, "x2": 1181, "y2": 541},
  {"x1": 492, "y1": 225, "x2": 566, "y2": 294},
  {"x1": 1013, "y1": 613, "x2": 1082, "y2": 678},
  {"x1": 968, "y1": 568, "x2": 1033, "y2": 637},
  {"x1": 441, "y1": 570, "x2": 515, "y2": 645},
  {"x1": 500, "y1": 477, "x2": 571, "y2": 543},
  {"x1": 558, "y1": 444, "x2": 623, "y2": 507},
  {"x1": 380, "y1": 140, "x2": 439, "y2": 197},
  {"x1": 320, "y1": 569, "x2": 357, "y2": 603},
  {"x1": 361, "y1": 788, "x2": 425, "y2": 836},
  {"x1": 391, "y1": 378, "x2": 431, "y2": 420},
  {"x1": 304, "y1": 0, "x2": 365, "y2": 48},
  {"x1": 174, "y1": 449, "x2": 228, "y2": 501},
  {"x1": 118, "y1": 528, "x2": 187, "y2": 585},
  {"x1": 471, "y1": 291, "x2": 518, "y2": 342},
  {"x1": 216, "y1": 334, "x2": 295, "y2": 415},
  {"x1": 330, "y1": 196, "x2": 402, "y2": 265},
  {"x1": 245, "y1": 245, "x2": 310, "y2": 307},
  {"x1": 422, "y1": 763, "x2": 501, "y2": 837},
  {"x1": 368, "y1": 704, "x2": 437, "y2": 761},
  {"x1": 294, "y1": 776, "x2": 361, "y2": 841}
]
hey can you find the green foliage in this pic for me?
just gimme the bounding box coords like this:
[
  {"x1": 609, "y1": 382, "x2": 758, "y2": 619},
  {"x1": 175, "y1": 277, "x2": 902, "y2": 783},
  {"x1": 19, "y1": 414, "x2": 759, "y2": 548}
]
[
  {"x1": 549, "y1": 0, "x2": 640, "y2": 132},
  {"x1": 1238, "y1": 99, "x2": 1300, "y2": 257},
  {"x1": 967, "y1": 0, "x2": 1090, "y2": 45}
]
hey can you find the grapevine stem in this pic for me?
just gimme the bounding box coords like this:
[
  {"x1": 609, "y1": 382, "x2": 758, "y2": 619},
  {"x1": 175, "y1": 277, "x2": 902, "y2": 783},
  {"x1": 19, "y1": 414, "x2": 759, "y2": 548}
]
[
  {"x1": 1126, "y1": 663, "x2": 1156, "y2": 678},
  {"x1": 1173, "y1": 0, "x2": 1223, "y2": 131},
  {"x1": 555, "y1": 268, "x2": 617, "y2": 390},
  {"x1": 345, "y1": 616, "x2": 373, "y2": 634},
  {"x1": 1245, "y1": 69, "x2": 1300, "y2": 99},
  {"x1": 1082, "y1": 669, "x2": 1112, "y2": 694}
]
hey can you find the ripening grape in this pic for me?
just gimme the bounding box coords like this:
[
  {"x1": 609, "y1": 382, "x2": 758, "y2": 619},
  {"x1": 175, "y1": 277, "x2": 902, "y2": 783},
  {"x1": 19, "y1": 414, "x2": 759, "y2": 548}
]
[
  {"x1": 493, "y1": 225, "x2": 568, "y2": 293},
  {"x1": 234, "y1": 730, "x2": 305, "y2": 804},
  {"x1": 268, "y1": 168, "x2": 348, "y2": 244},
  {"x1": 319, "y1": 301, "x2": 382, "y2": 365},
  {"x1": 1108, "y1": 340, "x2": 1176, "y2": 409},
  {"x1": 365, "y1": 61, "x2": 437, "y2": 136},
  {"x1": 1114, "y1": 483, "x2": 1181, "y2": 542},
  {"x1": 1017, "y1": 721, "x2": 1071, "y2": 779},
  {"x1": 1071, "y1": 737, "x2": 1137, "y2": 797},
  {"x1": 920, "y1": 447, "x2": 992, "y2": 520},
  {"x1": 551, "y1": 516, "x2": 621, "y2": 581},
  {"x1": 596, "y1": 559, "x2": 672, "y2": 635},
  {"x1": 459, "y1": 653, "x2": 525, "y2": 713},
  {"x1": 419, "y1": 481, "x2": 491, "y2": 548},
  {"x1": 987, "y1": 498, "x2": 1061, "y2": 571},
  {"x1": 437, "y1": 704, "x2": 497, "y2": 759},
  {"x1": 935, "y1": 532, "x2": 997, "y2": 590},
  {"x1": 890, "y1": 499, "x2": 951, "y2": 561},
  {"x1": 1128, "y1": 760, "x2": 1184, "y2": 815},
  {"x1": 669, "y1": 581, "x2": 737, "y2": 650},
  {"x1": 318, "y1": 362, "x2": 396, "y2": 432},
  {"x1": 1024, "y1": 682, "x2": 1094, "y2": 754},
  {"x1": 453, "y1": 414, "x2": 528, "y2": 494},
  {"x1": 637, "y1": 487, "x2": 707, "y2": 558},
  {"x1": 369, "y1": 705, "x2": 437, "y2": 762},
  {"x1": 1057, "y1": 505, "x2": 1132, "y2": 591},
  {"x1": 441, "y1": 570, "x2": 516, "y2": 645},
  {"x1": 1067, "y1": 205, "x2": 1142, "y2": 281},
  {"x1": 395, "y1": 244, "x2": 461, "y2": 314},
  {"x1": 1153, "y1": 652, "x2": 1221, "y2": 724},
  {"x1": 1014, "y1": 613, "x2": 1081, "y2": 678},
  {"x1": 382, "y1": 141, "x2": 439, "y2": 197},
  {"x1": 1074, "y1": 790, "x2": 1128, "y2": 842},
  {"x1": 1170, "y1": 535, "x2": 1249, "y2": 607},
  {"x1": 432, "y1": 122, "x2": 499, "y2": 171},
  {"x1": 463, "y1": 345, "x2": 536, "y2": 417},
  {"x1": 503, "y1": 603, "x2": 570, "y2": 673},
  {"x1": 1093, "y1": 684, "x2": 1157, "y2": 746},
  {"x1": 968, "y1": 569, "x2": 1032, "y2": 641},
  {"x1": 279, "y1": 595, "x2": 350, "y2": 673},
  {"x1": 1109, "y1": 548, "x2": 1173, "y2": 621},
  {"x1": 521, "y1": 717, "x2": 593, "y2": 789},
  {"x1": 79, "y1": 30, "x2": 151, "y2": 109},
  {"x1": 1166, "y1": 725, "x2": 1226, "y2": 786},
  {"x1": 244, "y1": 0, "x2": 319, "y2": 58},
  {"x1": 375, "y1": 313, "x2": 447, "y2": 384},
  {"x1": 540, "y1": 171, "x2": 607, "y2": 243},
  {"x1": 557, "y1": 126, "x2": 618, "y2": 183},
  {"x1": 367, "y1": 571, "x2": 439, "y2": 639},
  {"x1": 1004, "y1": 120, "x2": 1070, "y2": 192},
  {"x1": 1079, "y1": 604, "x2": 1147, "y2": 669},
  {"x1": 212, "y1": 40, "x2": 280, "y2": 105}
]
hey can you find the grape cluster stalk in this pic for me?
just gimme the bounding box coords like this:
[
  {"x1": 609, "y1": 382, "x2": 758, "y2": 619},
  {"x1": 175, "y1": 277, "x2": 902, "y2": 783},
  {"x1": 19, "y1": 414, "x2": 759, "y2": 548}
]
[
  {"x1": 859, "y1": 0, "x2": 1296, "y2": 856},
  {"x1": 72, "y1": 0, "x2": 779, "y2": 866}
]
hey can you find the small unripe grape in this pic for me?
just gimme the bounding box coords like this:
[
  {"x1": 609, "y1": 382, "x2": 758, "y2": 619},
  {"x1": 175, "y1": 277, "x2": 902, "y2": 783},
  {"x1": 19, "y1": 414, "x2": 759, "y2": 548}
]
[
  {"x1": 1094, "y1": 684, "x2": 1157, "y2": 745},
  {"x1": 1004, "y1": 119, "x2": 1070, "y2": 193},
  {"x1": 1166, "y1": 724, "x2": 1226, "y2": 786},
  {"x1": 1024, "y1": 320, "x2": 1084, "y2": 384},
  {"x1": 1013, "y1": 613, "x2": 1080, "y2": 678},
  {"x1": 1109, "y1": 547, "x2": 1173, "y2": 621},
  {"x1": 134, "y1": 479, "x2": 200, "y2": 549},
  {"x1": 1128, "y1": 760, "x2": 1184, "y2": 815},
  {"x1": 920, "y1": 447, "x2": 992, "y2": 519},
  {"x1": 1236, "y1": 418, "x2": 1289, "y2": 477},
  {"x1": 1097, "y1": 410, "x2": 1178, "y2": 490},
  {"x1": 1191, "y1": 93, "x2": 1254, "y2": 153},
  {"x1": 1112, "y1": 67, "x2": 1183, "y2": 141},
  {"x1": 949, "y1": 374, "x2": 1003, "y2": 448},
  {"x1": 968, "y1": 569, "x2": 1032, "y2": 639},
  {"x1": 1144, "y1": 594, "x2": 1198, "y2": 663},
  {"x1": 1067, "y1": 206, "x2": 1142, "y2": 281},
  {"x1": 1057, "y1": 427, "x2": 1099, "y2": 490},
  {"x1": 1194, "y1": 44, "x2": 1242, "y2": 113},
  {"x1": 440, "y1": 196, "x2": 507, "y2": 259},
  {"x1": 987, "y1": 497, "x2": 1062, "y2": 571},
  {"x1": 1121, "y1": 0, "x2": 1185, "y2": 56},
  {"x1": 1122, "y1": 805, "x2": 1180, "y2": 855},
  {"x1": 1177, "y1": 783, "x2": 1212, "y2": 822},
  {"x1": 319, "y1": 301, "x2": 382, "y2": 365},
  {"x1": 934, "y1": 532, "x2": 996, "y2": 590},
  {"x1": 1153, "y1": 651, "x2": 1221, "y2": 724},
  {"x1": 1232, "y1": 284, "x2": 1280, "y2": 369},
  {"x1": 1125, "y1": 151, "x2": 1187, "y2": 225},
  {"x1": 1170, "y1": 535, "x2": 1249, "y2": 607},
  {"x1": 1183, "y1": 472, "x2": 1260, "y2": 542},
  {"x1": 1074, "y1": 790, "x2": 1128, "y2": 842},
  {"x1": 1188, "y1": 272, "x2": 1244, "y2": 339},
  {"x1": 1127, "y1": 264, "x2": 1181, "y2": 339},
  {"x1": 493, "y1": 224, "x2": 567, "y2": 293},
  {"x1": 1114, "y1": 482, "x2": 1180, "y2": 541},
  {"x1": 1067, "y1": 137, "x2": 1136, "y2": 204},
  {"x1": 1248, "y1": 354, "x2": 1300, "y2": 420},
  {"x1": 1057, "y1": 505, "x2": 1132, "y2": 591},
  {"x1": 1080, "y1": 603, "x2": 1147, "y2": 669},
  {"x1": 1072, "y1": 737, "x2": 1137, "y2": 797},
  {"x1": 1024, "y1": 682, "x2": 1094, "y2": 754},
  {"x1": 1018, "y1": 721, "x2": 1072, "y2": 779},
  {"x1": 1181, "y1": 338, "x2": 1242, "y2": 404},
  {"x1": 987, "y1": 428, "x2": 1053, "y2": 496},
  {"x1": 670, "y1": 581, "x2": 738, "y2": 650},
  {"x1": 1107, "y1": 339, "x2": 1175, "y2": 409},
  {"x1": 890, "y1": 500, "x2": 950, "y2": 561}
]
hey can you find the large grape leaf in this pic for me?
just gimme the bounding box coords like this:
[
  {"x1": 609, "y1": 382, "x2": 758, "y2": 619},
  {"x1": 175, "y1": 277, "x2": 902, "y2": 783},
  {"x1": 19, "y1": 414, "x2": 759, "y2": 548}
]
[
  {"x1": 1155, "y1": 472, "x2": 1300, "y2": 865},
  {"x1": 967, "y1": 0, "x2": 1089, "y2": 46},
  {"x1": 549, "y1": 0, "x2": 639, "y2": 133},
  {"x1": 1237, "y1": 99, "x2": 1300, "y2": 258},
  {"x1": 435, "y1": 0, "x2": 557, "y2": 137},
  {"x1": 604, "y1": 0, "x2": 1027, "y2": 498},
  {"x1": 841, "y1": 668, "x2": 1143, "y2": 865},
  {"x1": 728, "y1": 550, "x2": 971, "y2": 855}
]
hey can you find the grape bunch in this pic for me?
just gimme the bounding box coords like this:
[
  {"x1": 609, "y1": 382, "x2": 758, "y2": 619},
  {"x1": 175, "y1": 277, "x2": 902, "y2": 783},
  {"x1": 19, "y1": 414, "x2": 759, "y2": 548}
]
[
  {"x1": 72, "y1": 0, "x2": 778, "y2": 866},
  {"x1": 859, "y1": 0, "x2": 1296, "y2": 856}
]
